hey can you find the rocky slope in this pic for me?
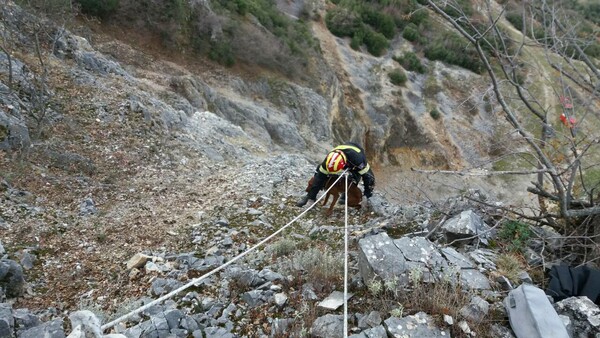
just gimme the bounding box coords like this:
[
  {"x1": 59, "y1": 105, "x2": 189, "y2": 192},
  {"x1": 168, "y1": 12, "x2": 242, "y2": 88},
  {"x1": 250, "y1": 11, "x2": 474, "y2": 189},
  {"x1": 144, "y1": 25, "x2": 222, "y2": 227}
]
[{"x1": 1, "y1": 0, "x2": 600, "y2": 338}]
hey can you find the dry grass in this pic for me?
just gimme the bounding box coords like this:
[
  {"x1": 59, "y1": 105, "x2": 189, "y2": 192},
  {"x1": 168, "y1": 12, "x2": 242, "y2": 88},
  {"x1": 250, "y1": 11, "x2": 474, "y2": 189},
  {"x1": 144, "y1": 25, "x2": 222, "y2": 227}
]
[{"x1": 495, "y1": 252, "x2": 525, "y2": 284}]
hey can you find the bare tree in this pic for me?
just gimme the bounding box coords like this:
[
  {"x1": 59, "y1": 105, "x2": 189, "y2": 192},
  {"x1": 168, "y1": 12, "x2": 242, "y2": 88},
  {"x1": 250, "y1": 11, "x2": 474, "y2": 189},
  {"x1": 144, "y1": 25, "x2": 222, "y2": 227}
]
[
  {"x1": 423, "y1": 0, "x2": 600, "y2": 225},
  {"x1": 1, "y1": 0, "x2": 74, "y2": 139}
]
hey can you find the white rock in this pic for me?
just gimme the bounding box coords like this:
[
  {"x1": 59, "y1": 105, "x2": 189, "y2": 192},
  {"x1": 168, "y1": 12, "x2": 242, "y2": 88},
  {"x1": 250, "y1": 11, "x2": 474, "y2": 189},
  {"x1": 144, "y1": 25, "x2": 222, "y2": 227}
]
[
  {"x1": 126, "y1": 253, "x2": 153, "y2": 270},
  {"x1": 274, "y1": 293, "x2": 288, "y2": 307}
]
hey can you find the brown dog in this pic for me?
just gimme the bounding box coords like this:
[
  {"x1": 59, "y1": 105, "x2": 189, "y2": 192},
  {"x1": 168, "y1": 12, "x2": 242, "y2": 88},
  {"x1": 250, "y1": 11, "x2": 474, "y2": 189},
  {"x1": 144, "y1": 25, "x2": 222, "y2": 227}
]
[{"x1": 306, "y1": 175, "x2": 362, "y2": 215}]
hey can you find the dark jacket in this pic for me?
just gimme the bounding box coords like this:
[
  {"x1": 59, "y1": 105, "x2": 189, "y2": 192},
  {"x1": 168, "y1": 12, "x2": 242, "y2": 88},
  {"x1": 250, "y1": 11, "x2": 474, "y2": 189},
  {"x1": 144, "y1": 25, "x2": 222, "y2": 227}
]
[{"x1": 307, "y1": 143, "x2": 375, "y2": 200}]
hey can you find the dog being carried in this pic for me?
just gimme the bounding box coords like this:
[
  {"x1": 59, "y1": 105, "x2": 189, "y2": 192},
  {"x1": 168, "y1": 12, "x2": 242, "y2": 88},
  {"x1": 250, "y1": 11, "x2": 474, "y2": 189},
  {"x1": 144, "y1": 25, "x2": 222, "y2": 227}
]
[{"x1": 297, "y1": 142, "x2": 375, "y2": 211}]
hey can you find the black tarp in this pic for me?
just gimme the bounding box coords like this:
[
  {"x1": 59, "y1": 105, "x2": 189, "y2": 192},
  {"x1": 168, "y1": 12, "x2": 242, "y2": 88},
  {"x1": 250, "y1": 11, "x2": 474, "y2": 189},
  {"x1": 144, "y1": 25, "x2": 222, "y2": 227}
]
[{"x1": 546, "y1": 265, "x2": 600, "y2": 304}]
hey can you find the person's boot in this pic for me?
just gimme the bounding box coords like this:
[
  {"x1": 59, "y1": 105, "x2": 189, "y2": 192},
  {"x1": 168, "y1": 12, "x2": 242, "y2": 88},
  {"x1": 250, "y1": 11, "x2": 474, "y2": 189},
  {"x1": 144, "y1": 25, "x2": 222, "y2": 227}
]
[{"x1": 296, "y1": 195, "x2": 310, "y2": 207}]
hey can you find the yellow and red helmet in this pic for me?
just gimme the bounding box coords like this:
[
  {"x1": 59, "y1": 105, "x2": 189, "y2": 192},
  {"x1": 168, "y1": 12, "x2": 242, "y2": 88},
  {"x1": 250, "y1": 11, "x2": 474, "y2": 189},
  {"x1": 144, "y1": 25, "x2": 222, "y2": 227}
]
[{"x1": 325, "y1": 150, "x2": 347, "y2": 174}]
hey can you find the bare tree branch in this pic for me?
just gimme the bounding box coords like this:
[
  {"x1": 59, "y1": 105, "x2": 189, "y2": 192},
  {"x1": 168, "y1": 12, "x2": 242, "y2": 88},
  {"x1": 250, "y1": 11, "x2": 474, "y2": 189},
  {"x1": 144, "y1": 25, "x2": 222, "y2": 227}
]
[{"x1": 411, "y1": 167, "x2": 550, "y2": 176}]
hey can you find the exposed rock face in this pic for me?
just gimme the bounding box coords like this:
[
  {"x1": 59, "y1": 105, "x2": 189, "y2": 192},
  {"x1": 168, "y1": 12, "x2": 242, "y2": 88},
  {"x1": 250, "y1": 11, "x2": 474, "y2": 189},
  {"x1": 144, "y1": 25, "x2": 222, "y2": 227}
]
[
  {"x1": 357, "y1": 232, "x2": 491, "y2": 290},
  {"x1": 554, "y1": 296, "x2": 600, "y2": 338},
  {"x1": 357, "y1": 232, "x2": 408, "y2": 284}
]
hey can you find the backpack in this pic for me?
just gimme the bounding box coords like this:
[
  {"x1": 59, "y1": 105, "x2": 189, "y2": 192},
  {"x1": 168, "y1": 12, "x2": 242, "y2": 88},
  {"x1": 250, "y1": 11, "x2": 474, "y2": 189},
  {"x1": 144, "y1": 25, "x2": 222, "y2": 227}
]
[{"x1": 503, "y1": 284, "x2": 569, "y2": 338}]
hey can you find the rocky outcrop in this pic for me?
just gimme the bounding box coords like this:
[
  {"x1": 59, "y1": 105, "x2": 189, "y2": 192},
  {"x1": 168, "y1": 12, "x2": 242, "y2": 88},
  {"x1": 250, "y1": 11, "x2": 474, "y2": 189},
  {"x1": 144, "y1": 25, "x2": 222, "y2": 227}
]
[
  {"x1": 357, "y1": 232, "x2": 491, "y2": 290},
  {"x1": 555, "y1": 296, "x2": 600, "y2": 337}
]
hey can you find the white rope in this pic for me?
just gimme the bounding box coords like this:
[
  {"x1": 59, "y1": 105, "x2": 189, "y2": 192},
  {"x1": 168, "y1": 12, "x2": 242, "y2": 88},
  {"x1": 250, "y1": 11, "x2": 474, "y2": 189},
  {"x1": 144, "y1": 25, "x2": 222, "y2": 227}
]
[
  {"x1": 343, "y1": 172, "x2": 349, "y2": 338},
  {"x1": 101, "y1": 170, "x2": 349, "y2": 332}
]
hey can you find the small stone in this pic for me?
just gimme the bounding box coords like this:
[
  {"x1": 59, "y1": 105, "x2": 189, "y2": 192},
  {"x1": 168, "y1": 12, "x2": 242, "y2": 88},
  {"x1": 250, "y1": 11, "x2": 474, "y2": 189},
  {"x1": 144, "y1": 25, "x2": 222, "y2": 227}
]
[
  {"x1": 206, "y1": 246, "x2": 220, "y2": 256},
  {"x1": 274, "y1": 293, "x2": 288, "y2": 307},
  {"x1": 126, "y1": 253, "x2": 153, "y2": 270},
  {"x1": 458, "y1": 320, "x2": 471, "y2": 334},
  {"x1": 444, "y1": 315, "x2": 454, "y2": 325},
  {"x1": 79, "y1": 197, "x2": 97, "y2": 216},
  {"x1": 518, "y1": 271, "x2": 533, "y2": 284},
  {"x1": 222, "y1": 237, "x2": 233, "y2": 247},
  {"x1": 129, "y1": 268, "x2": 140, "y2": 279}
]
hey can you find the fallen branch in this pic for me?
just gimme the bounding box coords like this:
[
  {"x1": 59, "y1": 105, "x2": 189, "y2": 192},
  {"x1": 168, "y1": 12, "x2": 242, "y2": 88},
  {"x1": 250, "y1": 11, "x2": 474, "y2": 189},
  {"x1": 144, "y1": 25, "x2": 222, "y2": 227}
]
[{"x1": 411, "y1": 168, "x2": 550, "y2": 176}]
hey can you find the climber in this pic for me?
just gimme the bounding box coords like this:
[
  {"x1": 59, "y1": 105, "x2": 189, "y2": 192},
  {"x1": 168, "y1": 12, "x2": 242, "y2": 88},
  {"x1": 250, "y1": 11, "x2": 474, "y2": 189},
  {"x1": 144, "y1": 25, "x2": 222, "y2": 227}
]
[{"x1": 296, "y1": 142, "x2": 375, "y2": 209}]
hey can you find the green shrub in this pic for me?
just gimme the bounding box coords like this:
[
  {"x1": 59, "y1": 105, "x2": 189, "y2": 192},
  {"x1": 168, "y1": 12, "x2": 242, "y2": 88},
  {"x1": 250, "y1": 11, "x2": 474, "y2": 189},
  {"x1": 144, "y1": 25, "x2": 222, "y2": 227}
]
[
  {"x1": 281, "y1": 247, "x2": 344, "y2": 285},
  {"x1": 350, "y1": 33, "x2": 364, "y2": 50},
  {"x1": 424, "y1": 32, "x2": 483, "y2": 73},
  {"x1": 430, "y1": 109, "x2": 441, "y2": 120},
  {"x1": 76, "y1": 0, "x2": 118, "y2": 19},
  {"x1": 325, "y1": 7, "x2": 361, "y2": 37},
  {"x1": 362, "y1": 8, "x2": 396, "y2": 38},
  {"x1": 364, "y1": 29, "x2": 389, "y2": 56},
  {"x1": 388, "y1": 69, "x2": 407, "y2": 85},
  {"x1": 209, "y1": 40, "x2": 235, "y2": 67},
  {"x1": 505, "y1": 11, "x2": 523, "y2": 31},
  {"x1": 441, "y1": 0, "x2": 473, "y2": 18},
  {"x1": 402, "y1": 23, "x2": 420, "y2": 42},
  {"x1": 409, "y1": 8, "x2": 429, "y2": 26},
  {"x1": 394, "y1": 52, "x2": 426, "y2": 73},
  {"x1": 498, "y1": 220, "x2": 532, "y2": 252}
]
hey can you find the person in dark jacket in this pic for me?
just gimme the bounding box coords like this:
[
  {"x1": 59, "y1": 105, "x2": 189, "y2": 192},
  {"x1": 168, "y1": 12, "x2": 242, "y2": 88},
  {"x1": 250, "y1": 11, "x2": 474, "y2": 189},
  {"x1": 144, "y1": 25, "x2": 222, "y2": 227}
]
[{"x1": 296, "y1": 142, "x2": 375, "y2": 208}]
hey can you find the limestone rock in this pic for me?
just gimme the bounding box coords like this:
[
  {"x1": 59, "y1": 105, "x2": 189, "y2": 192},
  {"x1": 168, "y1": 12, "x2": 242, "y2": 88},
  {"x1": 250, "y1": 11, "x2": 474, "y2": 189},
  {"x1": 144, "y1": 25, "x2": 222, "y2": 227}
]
[
  {"x1": 554, "y1": 296, "x2": 600, "y2": 338},
  {"x1": 0, "y1": 111, "x2": 30, "y2": 151},
  {"x1": 19, "y1": 319, "x2": 65, "y2": 338},
  {"x1": 384, "y1": 312, "x2": 449, "y2": 337},
  {"x1": 126, "y1": 253, "x2": 153, "y2": 270},
  {"x1": 443, "y1": 210, "x2": 491, "y2": 244},
  {"x1": 357, "y1": 232, "x2": 407, "y2": 284},
  {"x1": 318, "y1": 291, "x2": 353, "y2": 311},
  {"x1": 0, "y1": 303, "x2": 14, "y2": 338},
  {"x1": 311, "y1": 314, "x2": 344, "y2": 338},
  {"x1": 0, "y1": 259, "x2": 25, "y2": 298},
  {"x1": 349, "y1": 325, "x2": 387, "y2": 338}
]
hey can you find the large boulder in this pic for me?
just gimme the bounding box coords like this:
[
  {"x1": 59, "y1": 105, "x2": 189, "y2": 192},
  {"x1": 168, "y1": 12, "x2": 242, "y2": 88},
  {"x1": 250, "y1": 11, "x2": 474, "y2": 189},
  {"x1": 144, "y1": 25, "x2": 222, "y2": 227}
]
[
  {"x1": 19, "y1": 319, "x2": 65, "y2": 338},
  {"x1": 0, "y1": 303, "x2": 14, "y2": 338},
  {"x1": 442, "y1": 210, "x2": 491, "y2": 244},
  {"x1": 554, "y1": 296, "x2": 600, "y2": 338},
  {"x1": 0, "y1": 111, "x2": 30, "y2": 151},
  {"x1": 357, "y1": 232, "x2": 408, "y2": 284},
  {"x1": 358, "y1": 233, "x2": 490, "y2": 290},
  {"x1": 311, "y1": 314, "x2": 344, "y2": 338},
  {"x1": 0, "y1": 259, "x2": 25, "y2": 298}
]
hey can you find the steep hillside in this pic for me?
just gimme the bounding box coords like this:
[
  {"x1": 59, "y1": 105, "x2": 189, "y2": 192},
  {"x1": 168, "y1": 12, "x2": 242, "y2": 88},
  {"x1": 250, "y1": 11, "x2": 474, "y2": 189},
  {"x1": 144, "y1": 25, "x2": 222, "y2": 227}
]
[{"x1": 1, "y1": 0, "x2": 600, "y2": 337}]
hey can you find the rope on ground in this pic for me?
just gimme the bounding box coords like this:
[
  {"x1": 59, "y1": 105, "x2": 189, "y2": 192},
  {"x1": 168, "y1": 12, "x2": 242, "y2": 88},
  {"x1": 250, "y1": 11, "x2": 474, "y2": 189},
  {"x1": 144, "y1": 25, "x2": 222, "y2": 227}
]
[
  {"x1": 343, "y1": 172, "x2": 349, "y2": 338},
  {"x1": 101, "y1": 169, "x2": 349, "y2": 332}
]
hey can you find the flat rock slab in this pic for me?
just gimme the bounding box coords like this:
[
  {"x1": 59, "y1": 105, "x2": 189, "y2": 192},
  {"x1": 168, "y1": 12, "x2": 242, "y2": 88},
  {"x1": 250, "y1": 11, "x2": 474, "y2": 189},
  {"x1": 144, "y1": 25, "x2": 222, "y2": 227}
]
[{"x1": 318, "y1": 291, "x2": 353, "y2": 310}]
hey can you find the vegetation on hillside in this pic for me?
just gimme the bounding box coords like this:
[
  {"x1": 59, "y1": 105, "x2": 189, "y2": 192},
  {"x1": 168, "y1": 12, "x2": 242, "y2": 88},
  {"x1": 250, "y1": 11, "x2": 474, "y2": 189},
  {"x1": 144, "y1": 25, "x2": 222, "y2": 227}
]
[
  {"x1": 424, "y1": 0, "x2": 600, "y2": 268},
  {"x1": 324, "y1": 0, "x2": 489, "y2": 73},
  {"x1": 17, "y1": 0, "x2": 320, "y2": 79},
  {"x1": 503, "y1": 0, "x2": 600, "y2": 59}
]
